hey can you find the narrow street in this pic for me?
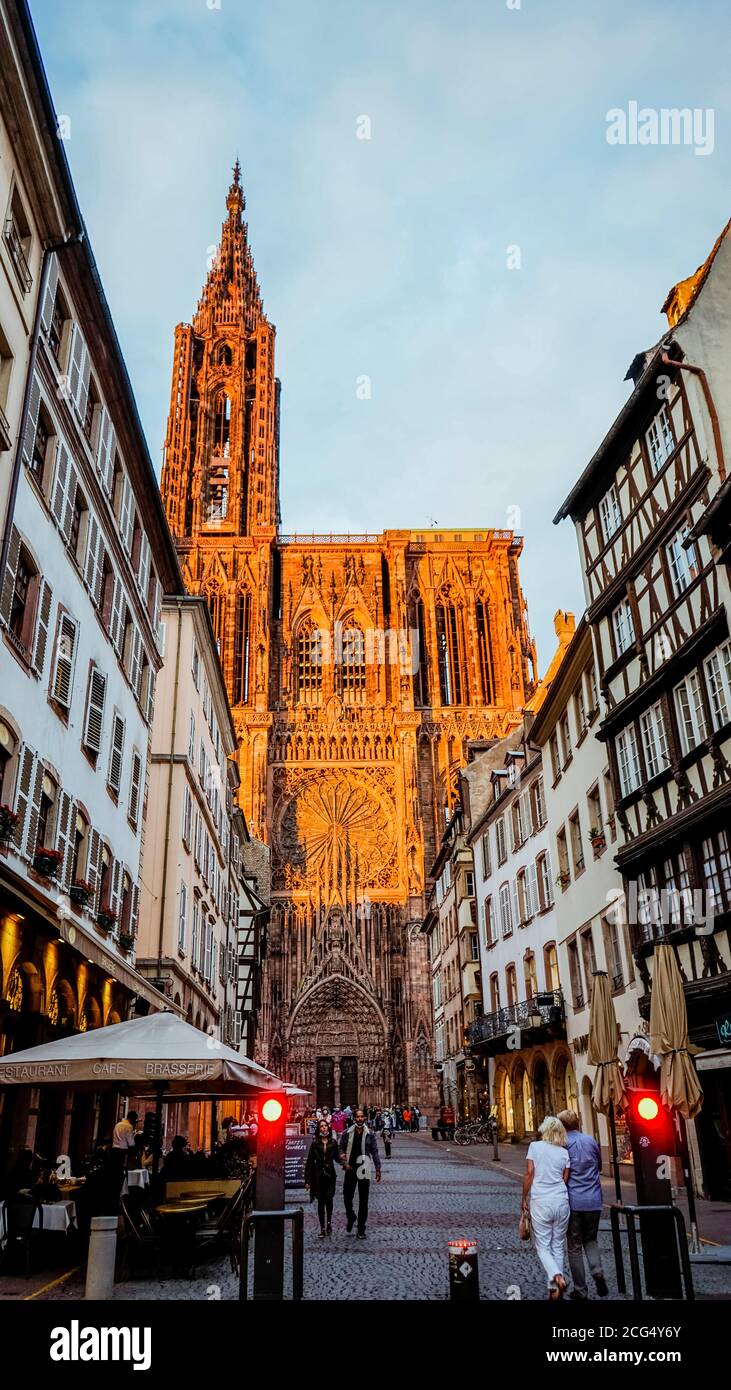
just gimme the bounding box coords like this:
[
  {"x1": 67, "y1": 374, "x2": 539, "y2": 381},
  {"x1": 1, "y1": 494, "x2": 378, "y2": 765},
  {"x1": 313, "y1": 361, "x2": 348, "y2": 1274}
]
[{"x1": 12, "y1": 1132, "x2": 727, "y2": 1303}]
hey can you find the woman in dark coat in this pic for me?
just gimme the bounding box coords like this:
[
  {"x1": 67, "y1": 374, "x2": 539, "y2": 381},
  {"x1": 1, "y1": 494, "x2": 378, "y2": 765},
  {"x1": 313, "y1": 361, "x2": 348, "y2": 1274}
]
[{"x1": 304, "y1": 1119, "x2": 340, "y2": 1238}]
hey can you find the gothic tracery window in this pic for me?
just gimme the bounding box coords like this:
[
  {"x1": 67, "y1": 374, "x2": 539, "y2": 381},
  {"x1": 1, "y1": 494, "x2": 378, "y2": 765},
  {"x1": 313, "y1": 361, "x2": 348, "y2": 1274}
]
[
  {"x1": 205, "y1": 584, "x2": 225, "y2": 659},
  {"x1": 475, "y1": 597, "x2": 495, "y2": 704},
  {"x1": 212, "y1": 391, "x2": 231, "y2": 456},
  {"x1": 411, "y1": 596, "x2": 429, "y2": 707},
  {"x1": 233, "y1": 590, "x2": 251, "y2": 704},
  {"x1": 296, "y1": 621, "x2": 323, "y2": 705},
  {"x1": 338, "y1": 621, "x2": 366, "y2": 703},
  {"x1": 435, "y1": 597, "x2": 465, "y2": 706}
]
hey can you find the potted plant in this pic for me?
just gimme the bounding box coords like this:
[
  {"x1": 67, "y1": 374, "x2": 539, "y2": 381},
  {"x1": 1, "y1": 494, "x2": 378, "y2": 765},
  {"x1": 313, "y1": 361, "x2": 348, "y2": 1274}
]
[
  {"x1": 96, "y1": 901, "x2": 117, "y2": 933},
  {"x1": 589, "y1": 825, "x2": 606, "y2": 851},
  {"x1": 33, "y1": 844, "x2": 63, "y2": 878},
  {"x1": 69, "y1": 877, "x2": 94, "y2": 908},
  {"x1": 0, "y1": 804, "x2": 19, "y2": 846},
  {"x1": 118, "y1": 930, "x2": 135, "y2": 953},
  {"x1": 556, "y1": 869, "x2": 571, "y2": 889}
]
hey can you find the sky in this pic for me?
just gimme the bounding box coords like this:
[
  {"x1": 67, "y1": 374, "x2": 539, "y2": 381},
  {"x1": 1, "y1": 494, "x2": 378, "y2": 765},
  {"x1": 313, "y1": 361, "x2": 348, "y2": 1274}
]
[{"x1": 30, "y1": 0, "x2": 730, "y2": 671}]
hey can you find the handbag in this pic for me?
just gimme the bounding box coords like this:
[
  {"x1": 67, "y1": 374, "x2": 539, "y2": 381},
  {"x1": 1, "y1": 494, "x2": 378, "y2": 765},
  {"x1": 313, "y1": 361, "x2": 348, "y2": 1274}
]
[{"x1": 518, "y1": 1208, "x2": 532, "y2": 1241}]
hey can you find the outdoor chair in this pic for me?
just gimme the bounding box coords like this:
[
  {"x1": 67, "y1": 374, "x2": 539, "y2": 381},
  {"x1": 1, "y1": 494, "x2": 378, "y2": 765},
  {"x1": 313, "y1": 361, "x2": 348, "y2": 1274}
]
[
  {"x1": 194, "y1": 1173, "x2": 254, "y2": 1273},
  {"x1": 0, "y1": 1197, "x2": 43, "y2": 1278},
  {"x1": 120, "y1": 1192, "x2": 162, "y2": 1278}
]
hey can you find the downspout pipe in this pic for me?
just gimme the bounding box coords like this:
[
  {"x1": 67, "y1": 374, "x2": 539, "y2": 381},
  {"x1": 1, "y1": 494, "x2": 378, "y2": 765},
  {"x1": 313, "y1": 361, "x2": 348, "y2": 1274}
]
[
  {"x1": 661, "y1": 351, "x2": 726, "y2": 483},
  {"x1": 0, "y1": 234, "x2": 83, "y2": 571},
  {"x1": 157, "y1": 599, "x2": 183, "y2": 971}
]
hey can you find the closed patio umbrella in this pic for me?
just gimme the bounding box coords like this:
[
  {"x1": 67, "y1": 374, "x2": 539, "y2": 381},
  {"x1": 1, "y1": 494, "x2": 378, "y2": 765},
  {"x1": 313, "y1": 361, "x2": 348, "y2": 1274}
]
[
  {"x1": 649, "y1": 942, "x2": 703, "y2": 1251},
  {"x1": 649, "y1": 942, "x2": 703, "y2": 1120},
  {"x1": 588, "y1": 970, "x2": 627, "y2": 1203}
]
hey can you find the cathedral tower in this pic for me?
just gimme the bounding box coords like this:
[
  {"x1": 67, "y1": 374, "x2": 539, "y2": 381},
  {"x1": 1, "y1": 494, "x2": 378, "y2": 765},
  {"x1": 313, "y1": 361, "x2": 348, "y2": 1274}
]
[{"x1": 162, "y1": 167, "x2": 537, "y2": 1107}]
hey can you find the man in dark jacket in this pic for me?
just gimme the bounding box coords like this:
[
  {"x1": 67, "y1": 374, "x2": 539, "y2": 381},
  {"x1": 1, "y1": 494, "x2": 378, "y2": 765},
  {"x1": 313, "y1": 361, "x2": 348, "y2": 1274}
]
[{"x1": 339, "y1": 1108, "x2": 382, "y2": 1238}]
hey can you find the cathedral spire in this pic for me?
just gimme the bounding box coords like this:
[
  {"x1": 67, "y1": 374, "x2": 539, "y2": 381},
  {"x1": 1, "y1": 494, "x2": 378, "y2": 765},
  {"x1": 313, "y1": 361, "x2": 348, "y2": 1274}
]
[{"x1": 194, "y1": 160, "x2": 263, "y2": 334}]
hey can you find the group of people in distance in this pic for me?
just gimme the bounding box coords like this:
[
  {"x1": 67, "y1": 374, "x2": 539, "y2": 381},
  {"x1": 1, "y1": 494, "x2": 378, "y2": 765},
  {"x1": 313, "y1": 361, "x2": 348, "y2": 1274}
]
[
  {"x1": 298, "y1": 1102, "x2": 423, "y2": 1139},
  {"x1": 302, "y1": 1104, "x2": 410, "y2": 1239}
]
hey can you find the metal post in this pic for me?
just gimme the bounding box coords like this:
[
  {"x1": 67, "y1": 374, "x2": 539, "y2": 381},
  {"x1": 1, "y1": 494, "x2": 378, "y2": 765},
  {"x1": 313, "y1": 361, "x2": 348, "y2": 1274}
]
[
  {"x1": 625, "y1": 1210, "x2": 643, "y2": 1300},
  {"x1": 607, "y1": 1105, "x2": 623, "y2": 1205},
  {"x1": 609, "y1": 1205, "x2": 626, "y2": 1296},
  {"x1": 151, "y1": 1084, "x2": 165, "y2": 1180},
  {"x1": 677, "y1": 1114, "x2": 700, "y2": 1253},
  {"x1": 85, "y1": 1216, "x2": 118, "y2": 1299},
  {"x1": 292, "y1": 1207, "x2": 304, "y2": 1302}
]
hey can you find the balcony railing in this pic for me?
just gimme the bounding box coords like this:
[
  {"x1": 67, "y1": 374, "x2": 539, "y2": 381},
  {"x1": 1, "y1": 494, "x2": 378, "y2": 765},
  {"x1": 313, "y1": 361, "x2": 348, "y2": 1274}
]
[{"x1": 467, "y1": 989, "x2": 565, "y2": 1047}]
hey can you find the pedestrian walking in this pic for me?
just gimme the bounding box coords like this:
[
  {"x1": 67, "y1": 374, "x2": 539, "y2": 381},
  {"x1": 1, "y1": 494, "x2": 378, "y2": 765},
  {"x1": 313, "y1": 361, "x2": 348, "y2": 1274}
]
[
  {"x1": 339, "y1": 1107, "x2": 382, "y2": 1238},
  {"x1": 381, "y1": 1109, "x2": 393, "y2": 1159},
  {"x1": 521, "y1": 1114, "x2": 571, "y2": 1300},
  {"x1": 558, "y1": 1110, "x2": 609, "y2": 1299},
  {"x1": 305, "y1": 1119, "x2": 340, "y2": 1238},
  {"x1": 331, "y1": 1107, "x2": 345, "y2": 1136}
]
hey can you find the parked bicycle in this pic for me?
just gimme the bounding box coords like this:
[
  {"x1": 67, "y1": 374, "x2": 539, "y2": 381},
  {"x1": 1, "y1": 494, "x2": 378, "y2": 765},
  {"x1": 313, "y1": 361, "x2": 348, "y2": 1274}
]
[{"x1": 452, "y1": 1116, "x2": 498, "y2": 1146}]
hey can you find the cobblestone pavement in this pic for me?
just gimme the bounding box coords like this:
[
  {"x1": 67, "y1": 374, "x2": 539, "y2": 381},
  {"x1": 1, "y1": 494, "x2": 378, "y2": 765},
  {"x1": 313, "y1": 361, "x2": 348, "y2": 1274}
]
[{"x1": 28, "y1": 1132, "x2": 731, "y2": 1301}]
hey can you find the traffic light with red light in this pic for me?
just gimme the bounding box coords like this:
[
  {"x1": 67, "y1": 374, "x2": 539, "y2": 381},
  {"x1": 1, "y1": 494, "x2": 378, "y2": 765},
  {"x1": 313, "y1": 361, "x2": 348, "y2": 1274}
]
[
  {"x1": 625, "y1": 1080, "x2": 682, "y2": 1298},
  {"x1": 253, "y1": 1090, "x2": 287, "y2": 1299}
]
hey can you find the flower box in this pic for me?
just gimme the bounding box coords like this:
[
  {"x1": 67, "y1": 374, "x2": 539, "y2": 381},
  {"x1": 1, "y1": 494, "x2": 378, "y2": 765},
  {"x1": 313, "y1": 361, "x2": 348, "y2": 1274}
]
[
  {"x1": 70, "y1": 880, "x2": 93, "y2": 907},
  {"x1": 33, "y1": 846, "x2": 63, "y2": 878},
  {"x1": 0, "y1": 805, "x2": 19, "y2": 844},
  {"x1": 118, "y1": 931, "x2": 135, "y2": 953},
  {"x1": 96, "y1": 904, "x2": 117, "y2": 933},
  {"x1": 556, "y1": 871, "x2": 571, "y2": 889}
]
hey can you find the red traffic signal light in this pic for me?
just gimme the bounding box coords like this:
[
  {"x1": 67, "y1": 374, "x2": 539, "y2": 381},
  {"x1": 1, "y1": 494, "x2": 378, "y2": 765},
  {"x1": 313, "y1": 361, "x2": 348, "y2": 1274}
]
[
  {"x1": 261, "y1": 1095, "x2": 284, "y2": 1124},
  {"x1": 637, "y1": 1095, "x2": 660, "y2": 1122}
]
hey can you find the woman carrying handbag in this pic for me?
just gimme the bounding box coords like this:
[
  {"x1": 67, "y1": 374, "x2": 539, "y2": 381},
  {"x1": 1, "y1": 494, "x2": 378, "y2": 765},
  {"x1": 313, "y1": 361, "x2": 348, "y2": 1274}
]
[
  {"x1": 304, "y1": 1118, "x2": 340, "y2": 1238},
  {"x1": 520, "y1": 1115, "x2": 571, "y2": 1299}
]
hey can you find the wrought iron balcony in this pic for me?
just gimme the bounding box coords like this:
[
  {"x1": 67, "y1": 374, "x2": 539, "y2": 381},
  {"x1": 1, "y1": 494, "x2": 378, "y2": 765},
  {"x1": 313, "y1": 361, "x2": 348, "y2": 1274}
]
[{"x1": 467, "y1": 989, "x2": 565, "y2": 1049}]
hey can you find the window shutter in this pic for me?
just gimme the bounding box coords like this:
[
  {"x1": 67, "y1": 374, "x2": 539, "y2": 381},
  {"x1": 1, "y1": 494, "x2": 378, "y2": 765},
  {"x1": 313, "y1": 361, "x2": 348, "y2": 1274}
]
[
  {"x1": 119, "y1": 474, "x2": 134, "y2": 552},
  {"x1": 178, "y1": 883, "x2": 187, "y2": 951},
  {"x1": 50, "y1": 442, "x2": 69, "y2": 527},
  {"x1": 108, "y1": 713, "x2": 125, "y2": 794},
  {"x1": 84, "y1": 514, "x2": 103, "y2": 605},
  {"x1": 29, "y1": 579, "x2": 53, "y2": 677},
  {"x1": 528, "y1": 861, "x2": 539, "y2": 918},
  {"x1": 13, "y1": 746, "x2": 36, "y2": 852},
  {"x1": 0, "y1": 526, "x2": 21, "y2": 628},
  {"x1": 51, "y1": 613, "x2": 78, "y2": 708},
  {"x1": 137, "y1": 533, "x2": 151, "y2": 599},
  {"x1": 68, "y1": 323, "x2": 90, "y2": 421},
  {"x1": 110, "y1": 575, "x2": 125, "y2": 652},
  {"x1": 109, "y1": 859, "x2": 122, "y2": 921},
  {"x1": 144, "y1": 665, "x2": 155, "y2": 724},
  {"x1": 130, "y1": 882, "x2": 140, "y2": 938},
  {"x1": 23, "y1": 756, "x2": 45, "y2": 857},
  {"x1": 96, "y1": 407, "x2": 116, "y2": 494},
  {"x1": 39, "y1": 253, "x2": 59, "y2": 337},
  {"x1": 55, "y1": 791, "x2": 75, "y2": 890},
  {"x1": 83, "y1": 666, "x2": 107, "y2": 754},
  {"x1": 86, "y1": 828, "x2": 102, "y2": 909},
  {"x1": 128, "y1": 750, "x2": 142, "y2": 827},
  {"x1": 20, "y1": 374, "x2": 42, "y2": 473},
  {"x1": 544, "y1": 849, "x2": 554, "y2": 907},
  {"x1": 128, "y1": 627, "x2": 143, "y2": 696},
  {"x1": 511, "y1": 877, "x2": 521, "y2": 929}
]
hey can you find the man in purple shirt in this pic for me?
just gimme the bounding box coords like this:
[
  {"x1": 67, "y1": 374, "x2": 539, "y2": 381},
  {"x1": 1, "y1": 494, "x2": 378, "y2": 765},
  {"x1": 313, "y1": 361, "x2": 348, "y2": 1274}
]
[{"x1": 558, "y1": 1110, "x2": 608, "y2": 1299}]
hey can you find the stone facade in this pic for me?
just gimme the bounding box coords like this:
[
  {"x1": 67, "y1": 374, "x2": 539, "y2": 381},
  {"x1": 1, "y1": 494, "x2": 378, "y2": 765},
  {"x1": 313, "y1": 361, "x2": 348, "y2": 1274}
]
[{"x1": 160, "y1": 167, "x2": 537, "y2": 1107}]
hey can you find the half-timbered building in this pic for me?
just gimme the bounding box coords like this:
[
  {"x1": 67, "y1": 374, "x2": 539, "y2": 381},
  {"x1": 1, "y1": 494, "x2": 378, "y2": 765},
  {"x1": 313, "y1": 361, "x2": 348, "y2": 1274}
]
[{"x1": 555, "y1": 222, "x2": 731, "y2": 1198}]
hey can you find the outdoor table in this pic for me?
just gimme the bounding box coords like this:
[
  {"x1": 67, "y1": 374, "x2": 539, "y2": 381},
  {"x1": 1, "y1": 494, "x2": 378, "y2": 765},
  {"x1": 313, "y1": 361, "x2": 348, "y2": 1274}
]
[
  {"x1": 124, "y1": 1169, "x2": 150, "y2": 1192},
  {"x1": 155, "y1": 1201, "x2": 209, "y2": 1277},
  {"x1": 0, "y1": 1199, "x2": 77, "y2": 1245}
]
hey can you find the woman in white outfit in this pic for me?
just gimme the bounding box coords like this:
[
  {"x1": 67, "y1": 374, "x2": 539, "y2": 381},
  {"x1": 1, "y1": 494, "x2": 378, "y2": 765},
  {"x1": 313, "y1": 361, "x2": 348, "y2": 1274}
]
[{"x1": 521, "y1": 1115, "x2": 570, "y2": 1299}]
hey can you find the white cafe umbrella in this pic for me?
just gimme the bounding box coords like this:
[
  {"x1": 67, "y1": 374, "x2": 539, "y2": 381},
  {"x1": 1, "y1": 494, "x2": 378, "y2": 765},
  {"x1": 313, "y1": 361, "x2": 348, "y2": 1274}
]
[{"x1": 0, "y1": 1011, "x2": 288, "y2": 1096}]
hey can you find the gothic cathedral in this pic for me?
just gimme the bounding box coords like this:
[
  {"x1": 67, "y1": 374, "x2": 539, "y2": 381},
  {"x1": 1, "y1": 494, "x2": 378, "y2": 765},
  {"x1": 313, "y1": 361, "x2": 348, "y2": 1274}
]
[{"x1": 161, "y1": 166, "x2": 537, "y2": 1107}]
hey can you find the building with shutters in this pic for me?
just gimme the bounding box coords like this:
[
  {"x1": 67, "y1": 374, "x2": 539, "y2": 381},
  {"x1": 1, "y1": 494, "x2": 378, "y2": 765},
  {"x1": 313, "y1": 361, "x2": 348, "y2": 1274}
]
[
  {"x1": 528, "y1": 615, "x2": 639, "y2": 1157},
  {"x1": 0, "y1": 0, "x2": 182, "y2": 1166},
  {"x1": 135, "y1": 597, "x2": 241, "y2": 1046},
  {"x1": 463, "y1": 613, "x2": 578, "y2": 1140},
  {"x1": 554, "y1": 221, "x2": 731, "y2": 1199}
]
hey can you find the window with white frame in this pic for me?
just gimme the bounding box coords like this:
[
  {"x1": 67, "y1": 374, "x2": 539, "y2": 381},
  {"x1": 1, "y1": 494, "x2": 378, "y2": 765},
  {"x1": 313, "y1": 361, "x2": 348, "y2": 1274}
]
[
  {"x1": 599, "y1": 484, "x2": 622, "y2": 543},
  {"x1": 481, "y1": 831, "x2": 492, "y2": 878},
  {"x1": 616, "y1": 724, "x2": 641, "y2": 797},
  {"x1": 499, "y1": 882, "x2": 513, "y2": 937},
  {"x1": 704, "y1": 641, "x2": 731, "y2": 732},
  {"x1": 483, "y1": 895, "x2": 494, "y2": 947},
  {"x1": 532, "y1": 776, "x2": 546, "y2": 829},
  {"x1": 640, "y1": 700, "x2": 670, "y2": 778},
  {"x1": 538, "y1": 851, "x2": 554, "y2": 910},
  {"x1": 612, "y1": 597, "x2": 635, "y2": 656},
  {"x1": 666, "y1": 525, "x2": 699, "y2": 599},
  {"x1": 182, "y1": 784, "x2": 193, "y2": 848},
  {"x1": 674, "y1": 670, "x2": 708, "y2": 754},
  {"x1": 646, "y1": 406, "x2": 674, "y2": 473}
]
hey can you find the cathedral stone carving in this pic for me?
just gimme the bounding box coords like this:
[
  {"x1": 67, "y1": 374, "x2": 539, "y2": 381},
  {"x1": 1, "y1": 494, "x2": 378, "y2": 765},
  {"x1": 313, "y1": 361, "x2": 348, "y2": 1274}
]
[{"x1": 161, "y1": 167, "x2": 537, "y2": 1106}]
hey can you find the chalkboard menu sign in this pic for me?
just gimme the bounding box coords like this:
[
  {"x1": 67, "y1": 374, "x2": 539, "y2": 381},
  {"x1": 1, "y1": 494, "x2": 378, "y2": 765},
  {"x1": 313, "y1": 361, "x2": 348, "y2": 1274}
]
[{"x1": 285, "y1": 1134, "x2": 313, "y2": 1188}]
